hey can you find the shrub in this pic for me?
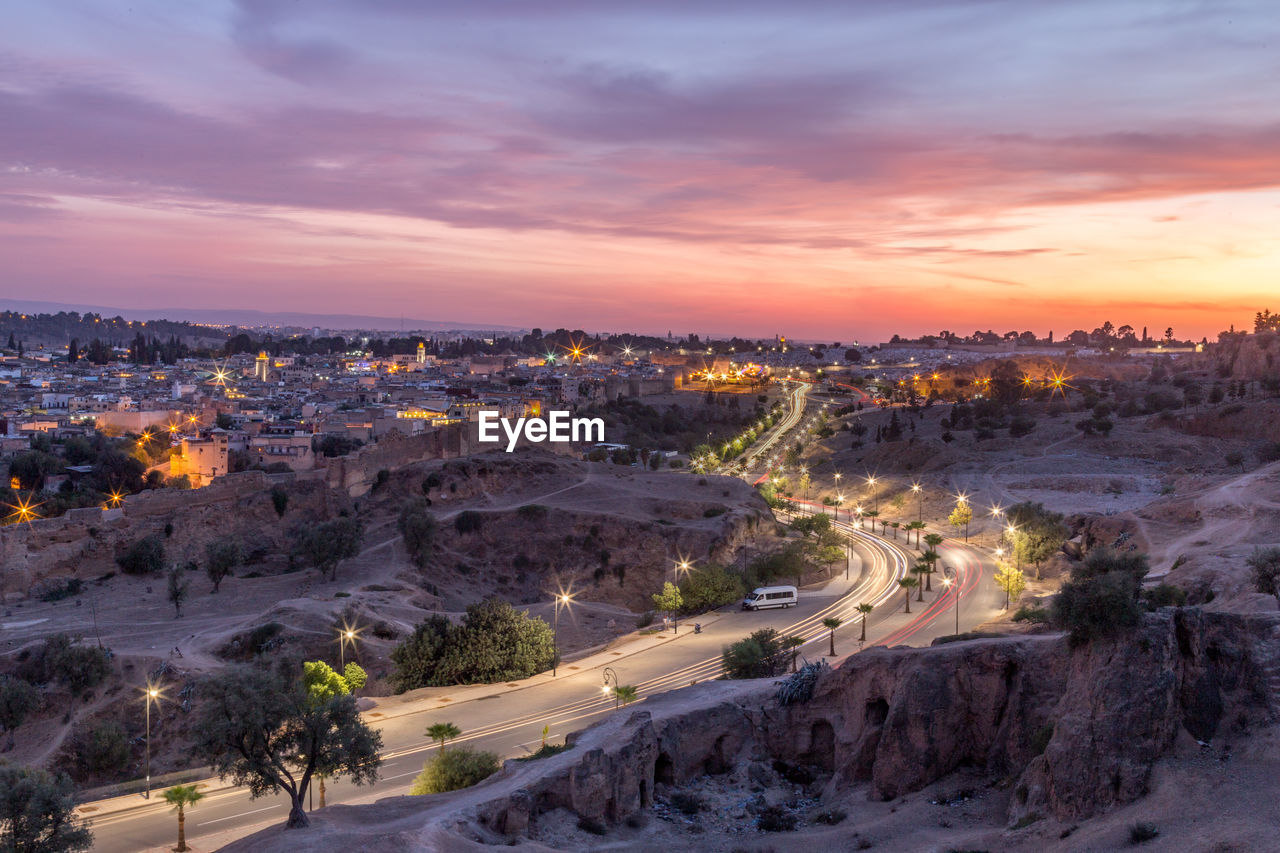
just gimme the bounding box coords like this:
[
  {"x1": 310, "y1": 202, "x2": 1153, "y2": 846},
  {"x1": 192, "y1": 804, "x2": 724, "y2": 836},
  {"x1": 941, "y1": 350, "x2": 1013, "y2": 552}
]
[
  {"x1": 454, "y1": 511, "x2": 484, "y2": 534},
  {"x1": 391, "y1": 600, "x2": 555, "y2": 691},
  {"x1": 269, "y1": 485, "x2": 289, "y2": 517},
  {"x1": 1051, "y1": 548, "x2": 1148, "y2": 645},
  {"x1": 577, "y1": 817, "x2": 607, "y2": 835},
  {"x1": 1011, "y1": 604, "x2": 1049, "y2": 623},
  {"x1": 516, "y1": 504, "x2": 549, "y2": 521},
  {"x1": 668, "y1": 791, "x2": 705, "y2": 815},
  {"x1": 116, "y1": 535, "x2": 165, "y2": 575},
  {"x1": 678, "y1": 564, "x2": 746, "y2": 614},
  {"x1": 1128, "y1": 822, "x2": 1159, "y2": 844},
  {"x1": 722, "y1": 629, "x2": 788, "y2": 679},
  {"x1": 703, "y1": 505, "x2": 727, "y2": 518},
  {"x1": 756, "y1": 805, "x2": 798, "y2": 832},
  {"x1": 65, "y1": 719, "x2": 130, "y2": 776},
  {"x1": 1142, "y1": 583, "x2": 1187, "y2": 610},
  {"x1": 409, "y1": 747, "x2": 500, "y2": 794},
  {"x1": 398, "y1": 498, "x2": 438, "y2": 568},
  {"x1": 814, "y1": 809, "x2": 847, "y2": 825}
]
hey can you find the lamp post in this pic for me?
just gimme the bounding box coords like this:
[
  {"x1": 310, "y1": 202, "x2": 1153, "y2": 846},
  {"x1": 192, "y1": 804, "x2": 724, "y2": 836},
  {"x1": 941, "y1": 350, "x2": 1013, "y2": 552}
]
[
  {"x1": 602, "y1": 667, "x2": 619, "y2": 710},
  {"x1": 339, "y1": 628, "x2": 355, "y2": 669},
  {"x1": 866, "y1": 476, "x2": 879, "y2": 513},
  {"x1": 143, "y1": 684, "x2": 160, "y2": 799},
  {"x1": 835, "y1": 492, "x2": 845, "y2": 522},
  {"x1": 942, "y1": 573, "x2": 959, "y2": 635},
  {"x1": 912, "y1": 483, "x2": 922, "y2": 521},
  {"x1": 553, "y1": 593, "x2": 569, "y2": 676}
]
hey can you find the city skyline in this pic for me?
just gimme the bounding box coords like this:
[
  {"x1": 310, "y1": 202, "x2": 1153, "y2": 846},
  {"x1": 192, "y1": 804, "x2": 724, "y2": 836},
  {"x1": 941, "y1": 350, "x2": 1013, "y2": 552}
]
[{"x1": 3, "y1": 2, "x2": 1279, "y2": 340}]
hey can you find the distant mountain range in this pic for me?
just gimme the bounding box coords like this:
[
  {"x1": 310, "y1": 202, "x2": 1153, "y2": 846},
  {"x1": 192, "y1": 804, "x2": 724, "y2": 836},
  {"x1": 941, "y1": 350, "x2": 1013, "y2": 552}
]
[{"x1": 0, "y1": 299, "x2": 524, "y2": 333}]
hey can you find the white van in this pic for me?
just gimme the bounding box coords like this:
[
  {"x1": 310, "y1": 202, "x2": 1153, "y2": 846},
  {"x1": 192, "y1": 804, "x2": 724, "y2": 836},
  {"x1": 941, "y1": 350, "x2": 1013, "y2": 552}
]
[{"x1": 742, "y1": 585, "x2": 798, "y2": 611}]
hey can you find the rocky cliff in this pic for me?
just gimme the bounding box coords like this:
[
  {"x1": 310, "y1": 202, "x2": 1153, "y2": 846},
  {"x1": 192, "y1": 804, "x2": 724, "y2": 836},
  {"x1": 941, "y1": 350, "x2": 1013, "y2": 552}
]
[{"x1": 222, "y1": 609, "x2": 1280, "y2": 852}]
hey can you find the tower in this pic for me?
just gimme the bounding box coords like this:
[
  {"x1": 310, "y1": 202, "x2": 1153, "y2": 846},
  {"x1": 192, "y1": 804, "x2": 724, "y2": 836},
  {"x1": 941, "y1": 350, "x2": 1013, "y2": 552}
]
[
  {"x1": 416, "y1": 341, "x2": 426, "y2": 364},
  {"x1": 255, "y1": 351, "x2": 269, "y2": 382}
]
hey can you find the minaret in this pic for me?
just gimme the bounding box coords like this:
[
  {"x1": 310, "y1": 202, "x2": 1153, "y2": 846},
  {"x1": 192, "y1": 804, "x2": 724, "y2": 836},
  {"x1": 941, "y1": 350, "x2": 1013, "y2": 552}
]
[
  {"x1": 255, "y1": 351, "x2": 269, "y2": 381},
  {"x1": 417, "y1": 341, "x2": 426, "y2": 364}
]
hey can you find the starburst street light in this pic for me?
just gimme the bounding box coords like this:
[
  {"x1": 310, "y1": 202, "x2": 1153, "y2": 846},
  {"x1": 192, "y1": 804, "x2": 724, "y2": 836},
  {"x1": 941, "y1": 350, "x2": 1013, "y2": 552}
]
[
  {"x1": 5, "y1": 493, "x2": 43, "y2": 525},
  {"x1": 911, "y1": 482, "x2": 923, "y2": 521},
  {"x1": 337, "y1": 621, "x2": 363, "y2": 669},
  {"x1": 552, "y1": 588, "x2": 575, "y2": 677},
  {"x1": 141, "y1": 681, "x2": 165, "y2": 799}
]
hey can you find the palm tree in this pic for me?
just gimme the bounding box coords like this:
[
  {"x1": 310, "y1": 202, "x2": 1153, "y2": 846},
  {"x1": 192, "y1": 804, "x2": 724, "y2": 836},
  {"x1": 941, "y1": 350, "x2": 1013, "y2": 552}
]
[
  {"x1": 426, "y1": 721, "x2": 462, "y2": 752},
  {"x1": 889, "y1": 521, "x2": 900, "y2": 540},
  {"x1": 910, "y1": 563, "x2": 929, "y2": 600},
  {"x1": 822, "y1": 617, "x2": 843, "y2": 656},
  {"x1": 905, "y1": 520, "x2": 926, "y2": 549},
  {"x1": 784, "y1": 635, "x2": 805, "y2": 672},
  {"x1": 163, "y1": 784, "x2": 204, "y2": 852},
  {"x1": 898, "y1": 577, "x2": 919, "y2": 613},
  {"x1": 613, "y1": 685, "x2": 639, "y2": 707},
  {"x1": 856, "y1": 602, "x2": 874, "y2": 641},
  {"x1": 864, "y1": 509, "x2": 879, "y2": 531},
  {"x1": 924, "y1": 532, "x2": 944, "y2": 553}
]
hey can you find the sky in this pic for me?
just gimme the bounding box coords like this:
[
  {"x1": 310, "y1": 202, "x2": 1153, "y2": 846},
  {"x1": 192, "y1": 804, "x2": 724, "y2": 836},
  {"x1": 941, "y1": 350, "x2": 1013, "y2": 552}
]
[{"x1": 2, "y1": 0, "x2": 1279, "y2": 341}]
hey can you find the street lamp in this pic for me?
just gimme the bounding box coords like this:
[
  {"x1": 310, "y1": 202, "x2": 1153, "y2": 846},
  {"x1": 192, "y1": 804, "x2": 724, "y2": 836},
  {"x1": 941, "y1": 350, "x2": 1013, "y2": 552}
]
[
  {"x1": 142, "y1": 682, "x2": 162, "y2": 799},
  {"x1": 337, "y1": 623, "x2": 360, "y2": 669},
  {"x1": 602, "y1": 667, "x2": 619, "y2": 710},
  {"x1": 866, "y1": 476, "x2": 879, "y2": 513},
  {"x1": 835, "y1": 492, "x2": 845, "y2": 522},
  {"x1": 911, "y1": 483, "x2": 922, "y2": 521},
  {"x1": 942, "y1": 571, "x2": 959, "y2": 635},
  {"x1": 553, "y1": 592, "x2": 571, "y2": 676}
]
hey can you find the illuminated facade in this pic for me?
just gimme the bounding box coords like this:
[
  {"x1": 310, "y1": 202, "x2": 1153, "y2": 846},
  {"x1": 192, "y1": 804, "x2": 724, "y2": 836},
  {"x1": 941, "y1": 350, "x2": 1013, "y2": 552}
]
[{"x1": 169, "y1": 431, "x2": 229, "y2": 487}]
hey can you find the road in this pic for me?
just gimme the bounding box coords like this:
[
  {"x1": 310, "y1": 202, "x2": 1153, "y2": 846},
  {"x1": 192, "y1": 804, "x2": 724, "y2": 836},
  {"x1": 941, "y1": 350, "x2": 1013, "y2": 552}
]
[{"x1": 82, "y1": 377, "x2": 1001, "y2": 851}]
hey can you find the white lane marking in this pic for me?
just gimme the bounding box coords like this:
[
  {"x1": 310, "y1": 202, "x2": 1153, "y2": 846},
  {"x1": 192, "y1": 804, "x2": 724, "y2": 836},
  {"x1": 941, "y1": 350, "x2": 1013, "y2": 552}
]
[{"x1": 196, "y1": 804, "x2": 280, "y2": 826}]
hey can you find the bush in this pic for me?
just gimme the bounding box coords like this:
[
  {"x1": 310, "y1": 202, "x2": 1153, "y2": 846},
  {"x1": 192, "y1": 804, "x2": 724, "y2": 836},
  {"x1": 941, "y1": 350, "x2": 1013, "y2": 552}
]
[
  {"x1": 814, "y1": 809, "x2": 847, "y2": 825},
  {"x1": 270, "y1": 485, "x2": 289, "y2": 517},
  {"x1": 516, "y1": 504, "x2": 549, "y2": 521},
  {"x1": 703, "y1": 505, "x2": 727, "y2": 518},
  {"x1": 722, "y1": 629, "x2": 788, "y2": 679},
  {"x1": 678, "y1": 564, "x2": 746, "y2": 614},
  {"x1": 409, "y1": 747, "x2": 500, "y2": 794},
  {"x1": 1128, "y1": 822, "x2": 1159, "y2": 844},
  {"x1": 1011, "y1": 604, "x2": 1048, "y2": 623},
  {"x1": 116, "y1": 535, "x2": 165, "y2": 575},
  {"x1": 1051, "y1": 548, "x2": 1148, "y2": 645},
  {"x1": 454, "y1": 511, "x2": 484, "y2": 534},
  {"x1": 668, "y1": 791, "x2": 704, "y2": 815},
  {"x1": 576, "y1": 817, "x2": 607, "y2": 835},
  {"x1": 398, "y1": 498, "x2": 438, "y2": 568},
  {"x1": 1142, "y1": 583, "x2": 1187, "y2": 610},
  {"x1": 756, "y1": 805, "x2": 798, "y2": 832},
  {"x1": 65, "y1": 719, "x2": 130, "y2": 776},
  {"x1": 391, "y1": 599, "x2": 555, "y2": 691}
]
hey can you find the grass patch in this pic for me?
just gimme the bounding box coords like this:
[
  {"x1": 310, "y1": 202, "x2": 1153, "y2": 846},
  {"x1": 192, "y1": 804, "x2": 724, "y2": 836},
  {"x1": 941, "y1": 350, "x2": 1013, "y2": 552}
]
[
  {"x1": 516, "y1": 743, "x2": 572, "y2": 761},
  {"x1": 932, "y1": 631, "x2": 1004, "y2": 645}
]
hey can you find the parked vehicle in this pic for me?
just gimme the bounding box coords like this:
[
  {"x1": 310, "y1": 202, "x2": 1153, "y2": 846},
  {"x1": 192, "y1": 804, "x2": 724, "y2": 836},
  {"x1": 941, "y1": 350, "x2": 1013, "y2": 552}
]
[{"x1": 742, "y1": 585, "x2": 798, "y2": 610}]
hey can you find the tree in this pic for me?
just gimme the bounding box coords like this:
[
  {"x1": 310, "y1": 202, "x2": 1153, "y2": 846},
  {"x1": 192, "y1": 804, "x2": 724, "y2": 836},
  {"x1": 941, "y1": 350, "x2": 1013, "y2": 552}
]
[
  {"x1": 652, "y1": 582, "x2": 684, "y2": 632},
  {"x1": 427, "y1": 722, "x2": 462, "y2": 752},
  {"x1": 162, "y1": 785, "x2": 204, "y2": 852},
  {"x1": 270, "y1": 486, "x2": 289, "y2": 518},
  {"x1": 613, "y1": 685, "x2": 639, "y2": 707},
  {"x1": 993, "y1": 561, "x2": 1027, "y2": 610},
  {"x1": 390, "y1": 600, "x2": 555, "y2": 691},
  {"x1": 911, "y1": 561, "x2": 933, "y2": 599},
  {"x1": 166, "y1": 563, "x2": 190, "y2": 618},
  {"x1": 0, "y1": 677, "x2": 40, "y2": 751},
  {"x1": 1051, "y1": 548, "x2": 1148, "y2": 646},
  {"x1": 293, "y1": 518, "x2": 363, "y2": 581},
  {"x1": 343, "y1": 662, "x2": 367, "y2": 695},
  {"x1": 822, "y1": 617, "x2": 843, "y2": 656},
  {"x1": 47, "y1": 640, "x2": 110, "y2": 718},
  {"x1": 905, "y1": 520, "x2": 926, "y2": 549},
  {"x1": 193, "y1": 664, "x2": 383, "y2": 829},
  {"x1": 721, "y1": 628, "x2": 788, "y2": 679},
  {"x1": 0, "y1": 764, "x2": 93, "y2": 853},
  {"x1": 397, "y1": 499, "x2": 437, "y2": 568},
  {"x1": 116, "y1": 535, "x2": 165, "y2": 576},
  {"x1": 948, "y1": 500, "x2": 972, "y2": 541},
  {"x1": 410, "y1": 747, "x2": 500, "y2": 794},
  {"x1": 1249, "y1": 547, "x2": 1280, "y2": 607},
  {"x1": 856, "y1": 602, "x2": 874, "y2": 641},
  {"x1": 678, "y1": 564, "x2": 746, "y2": 613},
  {"x1": 783, "y1": 636, "x2": 805, "y2": 672},
  {"x1": 204, "y1": 540, "x2": 241, "y2": 593},
  {"x1": 898, "y1": 577, "x2": 918, "y2": 613},
  {"x1": 1006, "y1": 502, "x2": 1067, "y2": 579}
]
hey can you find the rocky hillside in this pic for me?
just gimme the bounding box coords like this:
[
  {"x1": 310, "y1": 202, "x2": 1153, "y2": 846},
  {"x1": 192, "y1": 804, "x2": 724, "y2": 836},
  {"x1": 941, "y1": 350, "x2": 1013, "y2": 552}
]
[{"x1": 223, "y1": 608, "x2": 1280, "y2": 852}]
